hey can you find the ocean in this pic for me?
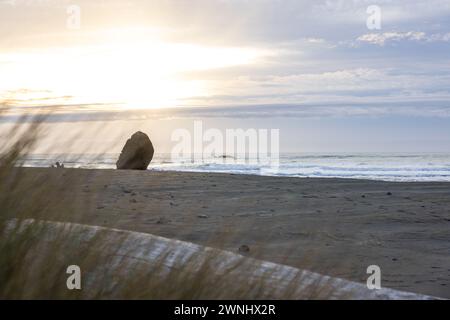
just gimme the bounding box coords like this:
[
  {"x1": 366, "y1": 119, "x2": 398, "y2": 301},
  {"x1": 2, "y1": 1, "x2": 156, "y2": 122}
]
[{"x1": 19, "y1": 153, "x2": 450, "y2": 182}]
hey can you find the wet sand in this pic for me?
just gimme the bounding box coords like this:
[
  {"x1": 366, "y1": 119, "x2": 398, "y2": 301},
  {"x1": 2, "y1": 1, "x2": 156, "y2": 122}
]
[{"x1": 8, "y1": 168, "x2": 450, "y2": 298}]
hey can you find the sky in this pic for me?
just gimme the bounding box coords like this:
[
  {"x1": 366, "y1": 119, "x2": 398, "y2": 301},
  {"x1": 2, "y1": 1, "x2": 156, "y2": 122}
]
[{"x1": 0, "y1": 0, "x2": 450, "y2": 153}]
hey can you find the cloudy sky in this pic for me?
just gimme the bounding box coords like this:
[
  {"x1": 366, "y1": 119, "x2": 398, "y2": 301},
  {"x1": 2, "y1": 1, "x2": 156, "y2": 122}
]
[{"x1": 1, "y1": 0, "x2": 450, "y2": 153}]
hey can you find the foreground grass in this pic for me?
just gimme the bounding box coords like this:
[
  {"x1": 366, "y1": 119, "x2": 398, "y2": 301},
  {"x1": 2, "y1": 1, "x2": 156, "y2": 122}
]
[{"x1": 0, "y1": 110, "x2": 349, "y2": 299}]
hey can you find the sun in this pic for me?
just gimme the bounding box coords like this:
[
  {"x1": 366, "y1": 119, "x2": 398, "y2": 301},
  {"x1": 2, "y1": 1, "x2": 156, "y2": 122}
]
[{"x1": 0, "y1": 34, "x2": 265, "y2": 111}]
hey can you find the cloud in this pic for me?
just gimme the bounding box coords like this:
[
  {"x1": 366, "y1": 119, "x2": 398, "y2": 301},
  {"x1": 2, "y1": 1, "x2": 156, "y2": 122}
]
[
  {"x1": 1, "y1": 0, "x2": 450, "y2": 123},
  {"x1": 357, "y1": 31, "x2": 450, "y2": 46},
  {"x1": 357, "y1": 31, "x2": 426, "y2": 46},
  {"x1": 194, "y1": 66, "x2": 450, "y2": 107},
  {"x1": 304, "y1": 38, "x2": 326, "y2": 44},
  {"x1": 3, "y1": 100, "x2": 450, "y2": 123},
  {"x1": 428, "y1": 33, "x2": 450, "y2": 42}
]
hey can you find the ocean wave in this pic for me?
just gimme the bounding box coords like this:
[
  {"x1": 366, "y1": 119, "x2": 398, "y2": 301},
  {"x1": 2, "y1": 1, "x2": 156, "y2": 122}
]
[{"x1": 19, "y1": 153, "x2": 450, "y2": 182}]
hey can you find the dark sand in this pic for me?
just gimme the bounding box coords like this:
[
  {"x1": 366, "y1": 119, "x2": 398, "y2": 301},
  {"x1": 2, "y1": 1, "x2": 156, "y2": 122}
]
[{"x1": 8, "y1": 168, "x2": 450, "y2": 298}]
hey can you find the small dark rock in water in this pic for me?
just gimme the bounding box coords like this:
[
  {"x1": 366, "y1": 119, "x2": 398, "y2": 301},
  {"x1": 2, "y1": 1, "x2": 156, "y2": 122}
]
[
  {"x1": 116, "y1": 131, "x2": 154, "y2": 170},
  {"x1": 238, "y1": 245, "x2": 250, "y2": 253},
  {"x1": 361, "y1": 195, "x2": 366, "y2": 198},
  {"x1": 387, "y1": 192, "x2": 392, "y2": 196},
  {"x1": 218, "y1": 154, "x2": 235, "y2": 159}
]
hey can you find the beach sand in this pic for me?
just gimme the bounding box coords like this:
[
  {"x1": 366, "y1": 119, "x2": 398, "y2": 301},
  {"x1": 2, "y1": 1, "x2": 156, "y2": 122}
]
[{"x1": 6, "y1": 167, "x2": 450, "y2": 298}]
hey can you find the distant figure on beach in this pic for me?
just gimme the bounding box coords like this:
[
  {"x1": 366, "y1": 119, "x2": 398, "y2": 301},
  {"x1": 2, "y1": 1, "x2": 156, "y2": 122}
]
[{"x1": 51, "y1": 161, "x2": 64, "y2": 168}]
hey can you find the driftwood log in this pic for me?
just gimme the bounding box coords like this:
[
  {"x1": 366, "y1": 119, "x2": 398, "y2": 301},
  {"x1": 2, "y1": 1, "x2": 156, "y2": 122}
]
[{"x1": 4, "y1": 219, "x2": 438, "y2": 299}]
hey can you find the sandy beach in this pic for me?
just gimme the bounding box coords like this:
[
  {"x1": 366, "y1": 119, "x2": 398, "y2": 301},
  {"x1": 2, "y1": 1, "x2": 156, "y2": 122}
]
[{"x1": 6, "y1": 167, "x2": 450, "y2": 298}]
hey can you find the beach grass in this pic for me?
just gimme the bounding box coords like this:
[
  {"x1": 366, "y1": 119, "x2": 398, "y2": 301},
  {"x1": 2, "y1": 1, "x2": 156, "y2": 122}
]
[
  {"x1": 0, "y1": 111, "x2": 344, "y2": 299},
  {"x1": 1, "y1": 108, "x2": 445, "y2": 300}
]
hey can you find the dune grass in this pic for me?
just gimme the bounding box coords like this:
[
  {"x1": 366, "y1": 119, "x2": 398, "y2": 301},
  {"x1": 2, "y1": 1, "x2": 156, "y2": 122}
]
[{"x1": 0, "y1": 109, "x2": 350, "y2": 300}]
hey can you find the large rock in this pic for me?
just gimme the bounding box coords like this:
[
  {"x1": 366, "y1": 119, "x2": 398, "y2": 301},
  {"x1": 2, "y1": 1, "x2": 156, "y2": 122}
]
[{"x1": 116, "y1": 131, "x2": 154, "y2": 170}]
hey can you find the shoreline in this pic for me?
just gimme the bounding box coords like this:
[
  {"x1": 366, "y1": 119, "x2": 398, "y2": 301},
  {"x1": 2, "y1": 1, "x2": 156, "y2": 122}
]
[
  {"x1": 20, "y1": 151, "x2": 450, "y2": 183},
  {"x1": 6, "y1": 167, "x2": 450, "y2": 298},
  {"x1": 21, "y1": 165, "x2": 450, "y2": 184}
]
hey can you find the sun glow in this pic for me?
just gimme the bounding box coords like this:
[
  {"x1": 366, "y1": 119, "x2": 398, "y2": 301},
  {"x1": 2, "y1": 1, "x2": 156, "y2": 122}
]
[{"x1": 0, "y1": 37, "x2": 264, "y2": 110}]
